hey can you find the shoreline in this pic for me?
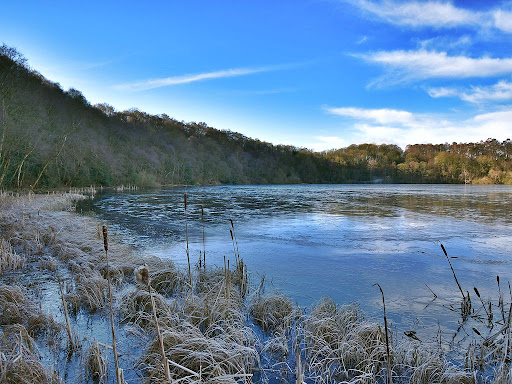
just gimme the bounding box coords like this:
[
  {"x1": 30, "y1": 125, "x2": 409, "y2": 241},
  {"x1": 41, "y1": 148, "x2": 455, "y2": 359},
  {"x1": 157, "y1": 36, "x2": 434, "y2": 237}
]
[{"x1": 0, "y1": 192, "x2": 510, "y2": 383}]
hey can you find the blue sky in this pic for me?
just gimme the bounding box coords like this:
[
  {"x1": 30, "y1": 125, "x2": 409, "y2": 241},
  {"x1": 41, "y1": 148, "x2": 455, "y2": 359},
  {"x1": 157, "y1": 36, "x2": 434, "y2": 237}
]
[{"x1": 2, "y1": 0, "x2": 512, "y2": 150}]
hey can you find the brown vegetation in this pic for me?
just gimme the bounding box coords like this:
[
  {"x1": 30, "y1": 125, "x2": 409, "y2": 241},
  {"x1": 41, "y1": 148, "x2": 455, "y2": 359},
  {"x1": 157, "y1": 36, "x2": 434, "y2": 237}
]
[{"x1": 0, "y1": 192, "x2": 511, "y2": 383}]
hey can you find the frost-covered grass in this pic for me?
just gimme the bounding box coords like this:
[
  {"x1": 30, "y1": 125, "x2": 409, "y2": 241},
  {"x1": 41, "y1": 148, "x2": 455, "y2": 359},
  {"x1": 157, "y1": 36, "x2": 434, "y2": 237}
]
[{"x1": 0, "y1": 192, "x2": 510, "y2": 383}]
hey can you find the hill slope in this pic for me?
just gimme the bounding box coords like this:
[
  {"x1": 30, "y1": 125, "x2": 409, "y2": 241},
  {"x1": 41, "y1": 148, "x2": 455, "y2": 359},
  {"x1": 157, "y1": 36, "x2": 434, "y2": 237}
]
[{"x1": 1, "y1": 46, "x2": 511, "y2": 189}]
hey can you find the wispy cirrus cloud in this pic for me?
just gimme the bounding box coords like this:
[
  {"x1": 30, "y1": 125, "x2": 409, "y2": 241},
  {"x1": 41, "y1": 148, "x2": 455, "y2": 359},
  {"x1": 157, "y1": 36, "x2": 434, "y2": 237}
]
[
  {"x1": 114, "y1": 64, "x2": 287, "y2": 91},
  {"x1": 352, "y1": 0, "x2": 480, "y2": 28},
  {"x1": 428, "y1": 80, "x2": 512, "y2": 104},
  {"x1": 359, "y1": 50, "x2": 512, "y2": 84},
  {"x1": 324, "y1": 105, "x2": 512, "y2": 148},
  {"x1": 350, "y1": 0, "x2": 512, "y2": 33},
  {"x1": 325, "y1": 106, "x2": 415, "y2": 124}
]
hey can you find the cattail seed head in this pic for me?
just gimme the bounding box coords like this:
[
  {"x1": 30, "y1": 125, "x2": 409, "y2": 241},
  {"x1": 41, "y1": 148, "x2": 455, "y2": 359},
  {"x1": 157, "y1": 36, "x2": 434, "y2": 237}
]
[
  {"x1": 474, "y1": 287, "x2": 481, "y2": 298},
  {"x1": 135, "y1": 264, "x2": 150, "y2": 285},
  {"x1": 102, "y1": 225, "x2": 108, "y2": 252},
  {"x1": 440, "y1": 243, "x2": 447, "y2": 257},
  {"x1": 184, "y1": 193, "x2": 188, "y2": 210}
]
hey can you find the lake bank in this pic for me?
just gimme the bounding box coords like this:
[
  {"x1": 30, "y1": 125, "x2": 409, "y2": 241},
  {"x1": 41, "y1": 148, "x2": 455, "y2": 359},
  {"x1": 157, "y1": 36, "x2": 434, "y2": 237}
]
[{"x1": 0, "y1": 192, "x2": 510, "y2": 383}]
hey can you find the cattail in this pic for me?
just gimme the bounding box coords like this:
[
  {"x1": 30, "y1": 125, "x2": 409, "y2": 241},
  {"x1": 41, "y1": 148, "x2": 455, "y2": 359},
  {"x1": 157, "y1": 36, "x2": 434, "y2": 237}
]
[
  {"x1": 102, "y1": 225, "x2": 108, "y2": 252},
  {"x1": 135, "y1": 264, "x2": 149, "y2": 286},
  {"x1": 440, "y1": 242, "x2": 464, "y2": 300}
]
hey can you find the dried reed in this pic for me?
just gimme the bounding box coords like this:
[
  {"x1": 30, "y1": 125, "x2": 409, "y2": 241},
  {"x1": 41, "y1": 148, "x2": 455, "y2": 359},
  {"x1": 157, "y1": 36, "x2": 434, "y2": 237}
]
[
  {"x1": 0, "y1": 238, "x2": 24, "y2": 275},
  {"x1": 102, "y1": 225, "x2": 124, "y2": 384}
]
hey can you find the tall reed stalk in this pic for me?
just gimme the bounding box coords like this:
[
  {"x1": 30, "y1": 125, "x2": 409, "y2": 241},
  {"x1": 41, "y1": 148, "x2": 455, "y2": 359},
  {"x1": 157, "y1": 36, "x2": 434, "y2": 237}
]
[
  {"x1": 440, "y1": 243, "x2": 464, "y2": 299},
  {"x1": 201, "y1": 206, "x2": 206, "y2": 271},
  {"x1": 102, "y1": 225, "x2": 123, "y2": 384},
  {"x1": 184, "y1": 193, "x2": 192, "y2": 289},
  {"x1": 374, "y1": 283, "x2": 392, "y2": 384},
  {"x1": 136, "y1": 265, "x2": 172, "y2": 382},
  {"x1": 57, "y1": 274, "x2": 74, "y2": 350}
]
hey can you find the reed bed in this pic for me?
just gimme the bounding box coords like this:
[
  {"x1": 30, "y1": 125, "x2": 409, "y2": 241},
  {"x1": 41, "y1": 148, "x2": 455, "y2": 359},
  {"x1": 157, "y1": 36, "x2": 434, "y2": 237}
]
[{"x1": 0, "y1": 192, "x2": 511, "y2": 384}]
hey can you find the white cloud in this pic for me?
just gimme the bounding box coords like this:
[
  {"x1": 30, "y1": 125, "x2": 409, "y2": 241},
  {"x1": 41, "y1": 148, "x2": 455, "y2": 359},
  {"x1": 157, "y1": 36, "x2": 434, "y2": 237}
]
[
  {"x1": 354, "y1": 0, "x2": 480, "y2": 28},
  {"x1": 325, "y1": 106, "x2": 414, "y2": 124},
  {"x1": 361, "y1": 50, "x2": 512, "y2": 83},
  {"x1": 493, "y1": 9, "x2": 512, "y2": 33},
  {"x1": 351, "y1": 1, "x2": 512, "y2": 33},
  {"x1": 115, "y1": 65, "x2": 281, "y2": 91},
  {"x1": 418, "y1": 35, "x2": 472, "y2": 51},
  {"x1": 428, "y1": 80, "x2": 512, "y2": 103},
  {"x1": 426, "y1": 87, "x2": 460, "y2": 98},
  {"x1": 325, "y1": 105, "x2": 512, "y2": 148}
]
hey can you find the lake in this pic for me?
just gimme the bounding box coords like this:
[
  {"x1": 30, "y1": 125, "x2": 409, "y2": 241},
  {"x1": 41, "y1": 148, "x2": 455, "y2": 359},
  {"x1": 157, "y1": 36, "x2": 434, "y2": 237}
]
[{"x1": 80, "y1": 184, "x2": 512, "y2": 343}]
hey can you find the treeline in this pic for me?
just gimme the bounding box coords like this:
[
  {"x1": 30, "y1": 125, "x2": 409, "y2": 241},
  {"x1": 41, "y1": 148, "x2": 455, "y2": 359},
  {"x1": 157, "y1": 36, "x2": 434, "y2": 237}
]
[
  {"x1": 0, "y1": 45, "x2": 511, "y2": 189},
  {"x1": 323, "y1": 140, "x2": 512, "y2": 184}
]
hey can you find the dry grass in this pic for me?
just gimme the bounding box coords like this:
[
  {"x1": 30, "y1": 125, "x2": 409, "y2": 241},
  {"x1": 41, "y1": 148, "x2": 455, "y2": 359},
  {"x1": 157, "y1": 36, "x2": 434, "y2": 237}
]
[
  {"x1": 40, "y1": 256, "x2": 57, "y2": 271},
  {"x1": 250, "y1": 293, "x2": 294, "y2": 332},
  {"x1": 0, "y1": 285, "x2": 29, "y2": 325},
  {"x1": 401, "y1": 346, "x2": 475, "y2": 384},
  {"x1": 150, "y1": 266, "x2": 182, "y2": 296},
  {"x1": 67, "y1": 269, "x2": 108, "y2": 312},
  {"x1": 119, "y1": 287, "x2": 174, "y2": 329},
  {"x1": 493, "y1": 365, "x2": 512, "y2": 384},
  {"x1": 0, "y1": 285, "x2": 63, "y2": 345},
  {"x1": 140, "y1": 320, "x2": 258, "y2": 383},
  {"x1": 85, "y1": 341, "x2": 107, "y2": 384},
  {"x1": 0, "y1": 238, "x2": 24, "y2": 275},
  {"x1": 303, "y1": 298, "x2": 388, "y2": 383},
  {"x1": 0, "y1": 324, "x2": 63, "y2": 384}
]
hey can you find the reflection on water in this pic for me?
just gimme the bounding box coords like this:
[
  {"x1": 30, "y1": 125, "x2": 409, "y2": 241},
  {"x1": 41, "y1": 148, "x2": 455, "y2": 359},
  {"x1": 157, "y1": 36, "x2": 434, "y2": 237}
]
[{"x1": 79, "y1": 184, "x2": 512, "y2": 344}]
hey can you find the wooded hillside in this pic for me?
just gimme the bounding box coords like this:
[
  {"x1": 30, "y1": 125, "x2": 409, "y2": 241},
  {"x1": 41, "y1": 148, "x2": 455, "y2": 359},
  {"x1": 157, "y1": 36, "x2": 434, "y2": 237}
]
[{"x1": 1, "y1": 45, "x2": 511, "y2": 189}]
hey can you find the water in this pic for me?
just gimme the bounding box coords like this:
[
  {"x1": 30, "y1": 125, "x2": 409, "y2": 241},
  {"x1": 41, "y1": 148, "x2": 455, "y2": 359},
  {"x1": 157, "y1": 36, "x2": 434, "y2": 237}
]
[{"x1": 79, "y1": 184, "x2": 512, "y2": 343}]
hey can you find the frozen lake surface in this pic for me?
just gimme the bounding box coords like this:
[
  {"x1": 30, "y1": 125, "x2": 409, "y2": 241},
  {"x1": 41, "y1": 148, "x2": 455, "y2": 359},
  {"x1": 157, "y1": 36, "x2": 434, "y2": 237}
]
[{"x1": 80, "y1": 184, "x2": 512, "y2": 340}]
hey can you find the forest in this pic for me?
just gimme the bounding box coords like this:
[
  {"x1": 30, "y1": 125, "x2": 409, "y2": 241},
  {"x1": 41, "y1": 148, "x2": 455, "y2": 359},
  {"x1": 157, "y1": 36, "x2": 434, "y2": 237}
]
[{"x1": 1, "y1": 45, "x2": 511, "y2": 190}]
